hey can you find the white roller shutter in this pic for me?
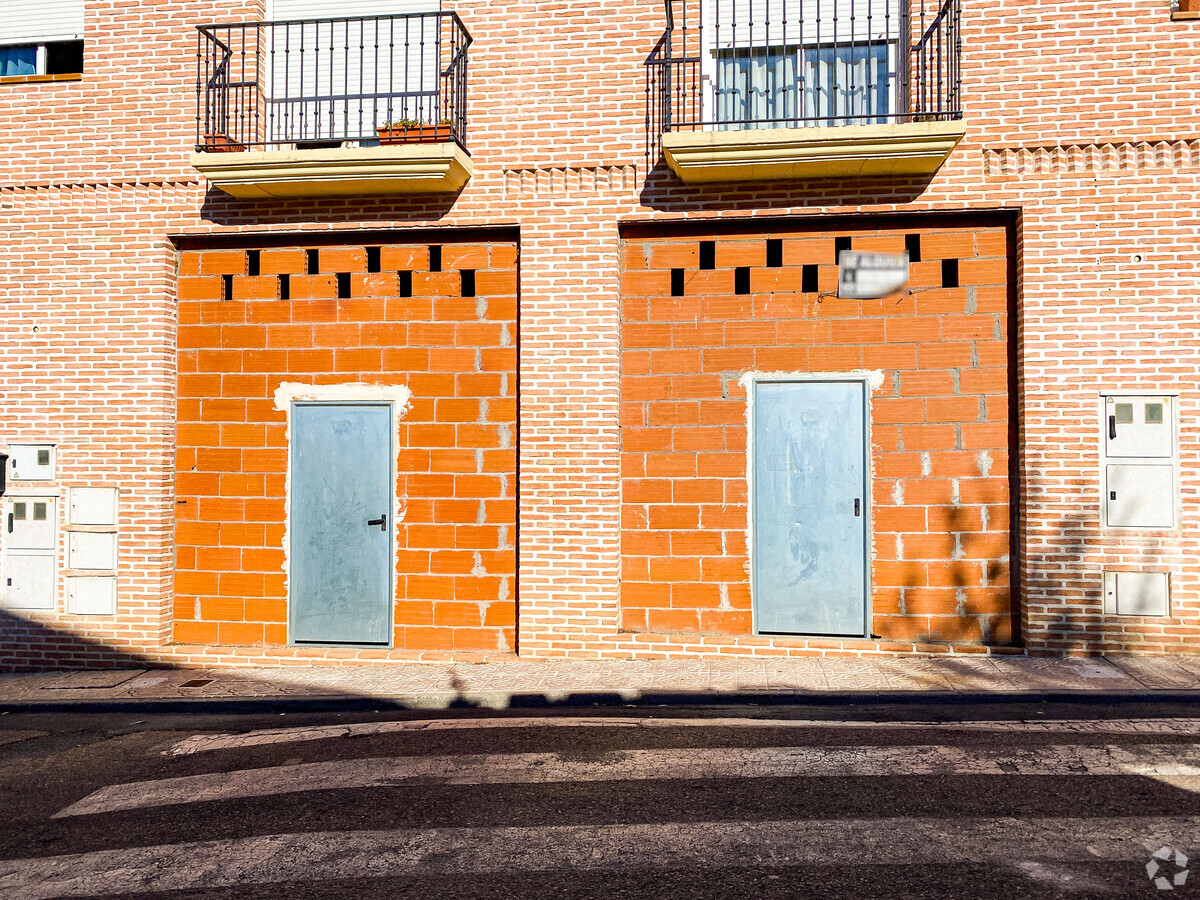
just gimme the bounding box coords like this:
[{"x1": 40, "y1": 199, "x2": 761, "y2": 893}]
[
  {"x1": 269, "y1": 0, "x2": 439, "y2": 21},
  {"x1": 0, "y1": 0, "x2": 84, "y2": 45}
]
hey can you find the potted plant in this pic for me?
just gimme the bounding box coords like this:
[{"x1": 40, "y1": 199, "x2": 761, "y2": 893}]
[
  {"x1": 376, "y1": 118, "x2": 453, "y2": 144},
  {"x1": 201, "y1": 133, "x2": 245, "y2": 152}
]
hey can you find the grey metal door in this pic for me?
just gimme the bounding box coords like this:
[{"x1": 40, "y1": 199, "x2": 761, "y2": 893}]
[
  {"x1": 290, "y1": 403, "x2": 392, "y2": 645},
  {"x1": 753, "y1": 380, "x2": 868, "y2": 636}
]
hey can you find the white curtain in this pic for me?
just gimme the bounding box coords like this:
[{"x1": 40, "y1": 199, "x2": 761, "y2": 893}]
[
  {"x1": 802, "y1": 44, "x2": 890, "y2": 125},
  {"x1": 716, "y1": 49, "x2": 798, "y2": 129}
]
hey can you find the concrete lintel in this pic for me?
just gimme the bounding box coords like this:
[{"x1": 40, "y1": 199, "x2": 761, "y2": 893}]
[
  {"x1": 662, "y1": 120, "x2": 968, "y2": 184},
  {"x1": 192, "y1": 143, "x2": 473, "y2": 198}
]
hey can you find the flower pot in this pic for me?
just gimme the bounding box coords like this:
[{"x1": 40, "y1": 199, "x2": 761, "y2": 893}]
[
  {"x1": 202, "y1": 133, "x2": 245, "y2": 153},
  {"x1": 376, "y1": 124, "x2": 453, "y2": 145}
]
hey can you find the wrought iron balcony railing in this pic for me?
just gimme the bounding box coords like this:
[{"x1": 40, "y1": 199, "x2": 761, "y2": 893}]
[
  {"x1": 196, "y1": 12, "x2": 471, "y2": 152},
  {"x1": 646, "y1": 0, "x2": 961, "y2": 145}
]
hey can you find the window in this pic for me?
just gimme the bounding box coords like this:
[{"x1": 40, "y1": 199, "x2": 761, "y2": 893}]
[
  {"x1": 0, "y1": 41, "x2": 83, "y2": 78},
  {"x1": 0, "y1": 0, "x2": 84, "y2": 81},
  {"x1": 714, "y1": 42, "x2": 892, "y2": 129},
  {"x1": 0, "y1": 47, "x2": 37, "y2": 77}
]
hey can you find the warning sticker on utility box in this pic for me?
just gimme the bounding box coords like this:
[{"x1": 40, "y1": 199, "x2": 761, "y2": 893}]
[{"x1": 837, "y1": 250, "x2": 910, "y2": 299}]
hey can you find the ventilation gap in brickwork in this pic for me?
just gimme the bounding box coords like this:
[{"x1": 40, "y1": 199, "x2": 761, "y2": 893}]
[
  {"x1": 834, "y1": 236, "x2": 852, "y2": 259},
  {"x1": 766, "y1": 238, "x2": 783, "y2": 268},
  {"x1": 905, "y1": 234, "x2": 922, "y2": 263},
  {"x1": 734, "y1": 267, "x2": 750, "y2": 295},
  {"x1": 671, "y1": 268, "x2": 685, "y2": 297},
  {"x1": 429, "y1": 245, "x2": 442, "y2": 272},
  {"x1": 247, "y1": 249, "x2": 260, "y2": 276},
  {"x1": 399, "y1": 270, "x2": 413, "y2": 298},
  {"x1": 801, "y1": 265, "x2": 818, "y2": 293},
  {"x1": 337, "y1": 273, "x2": 351, "y2": 299},
  {"x1": 221, "y1": 274, "x2": 233, "y2": 301},
  {"x1": 461, "y1": 269, "x2": 476, "y2": 297},
  {"x1": 942, "y1": 258, "x2": 959, "y2": 288},
  {"x1": 366, "y1": 246, "x2": 381, "y2": 273},
  {"x1": 279, "y1": 274, "x2": 290, "y2": 301},
  {"x1": 306, "y1": 249, "x2": 319, "y2": 274},
  {"x1": 699, "y1": 241, "x2": 715, "y2": 270}
]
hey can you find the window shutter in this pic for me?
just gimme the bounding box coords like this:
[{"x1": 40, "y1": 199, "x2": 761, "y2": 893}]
[
  {"x1": 268, "y1": 0, "x2": 439, "y2": 20},
  {"x1": 0, "y1": 0, "x2": 84, "y2": 45}
]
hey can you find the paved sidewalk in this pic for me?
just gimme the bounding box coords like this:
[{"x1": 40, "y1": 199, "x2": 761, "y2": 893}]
[{"x1": 4, "y1": 656, "x2": 1200, "y2": 708}]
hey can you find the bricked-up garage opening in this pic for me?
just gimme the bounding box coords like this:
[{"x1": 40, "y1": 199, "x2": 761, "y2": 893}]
[
  {"x1": 619, "y1": 215, "x2": 1018, "y2": 648},
  {"x1": 174, "y1": 231, "x2": 518, "y2": 654}
]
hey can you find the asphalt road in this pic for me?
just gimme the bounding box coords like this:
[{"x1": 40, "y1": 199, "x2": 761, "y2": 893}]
[{"x1": 2, "y1": 701, "x2": 1200, "y2": 899}]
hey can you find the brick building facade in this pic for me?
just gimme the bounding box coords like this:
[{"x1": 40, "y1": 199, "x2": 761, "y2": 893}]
[{"x1": 1, "y1": 0, "x2": 1198, "y2": 669}]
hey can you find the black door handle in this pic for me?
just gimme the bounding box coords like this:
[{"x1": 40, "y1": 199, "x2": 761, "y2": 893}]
[
  {"x1": 6, "y1": 512, "x2": 11, "y2": 533},
  {"x1": 854, "y1": 499, "x2": 861, "y2": 517},
  {"x1": 367, "y1": 514, "x2": 386, "y2": 531},
  {"x1": 1109, "y1": 415, "x2": 1116, "y2": 440}
]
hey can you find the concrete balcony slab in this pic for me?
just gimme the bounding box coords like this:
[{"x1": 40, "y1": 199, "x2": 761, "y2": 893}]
[
  {"x1": 192, "y1": 143, "x2": 473, "y2": 199},
  {"x1": 662, "y1": 120, "x2": 968, "y2": 184}
]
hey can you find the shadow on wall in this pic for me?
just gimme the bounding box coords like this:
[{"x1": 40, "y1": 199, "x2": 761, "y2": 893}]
[
  {"x1": 888, "y1": 501, "x2": 1018, "y2": 649},
  {"x1": 198, "y1": 186, "x2": 463, "y2": 228},
  {"x1": 0, "y1": 610, "x2": 177, "y2": 674},
  {"x1": 638, "y1": 158, "x2": 938, "y2": 214}
]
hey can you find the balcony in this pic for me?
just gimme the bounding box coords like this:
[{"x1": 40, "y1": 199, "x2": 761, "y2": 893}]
[
  {"x1": 192, "y1": 12, "x2": 472, "y2": 198},
  {"x1": 646, "y1": 0, "x2": 965, "y2": 184}
]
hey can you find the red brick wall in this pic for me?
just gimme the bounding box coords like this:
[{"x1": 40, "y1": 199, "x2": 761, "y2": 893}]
[
  {"x1": 620, "y1": 222, "x2": 1015, "y2": 646},
  {"x1": 2, "y1": 0, "x2": 1200, "y2": 667},
  {"x1": 175, "y1": 237, "x2": 518, "y2": 653}
]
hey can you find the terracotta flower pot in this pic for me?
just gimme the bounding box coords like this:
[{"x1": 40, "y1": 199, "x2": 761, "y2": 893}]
[
  {"x1": 376, "y1": 124, "x2": 453, "y2": 145},
  {"x1": 202, "y1": 133, "x2": 245, "y2": 152}
]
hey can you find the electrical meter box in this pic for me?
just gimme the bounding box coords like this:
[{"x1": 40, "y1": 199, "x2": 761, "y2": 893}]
[
  {"x1": 1103, "y1": 571, "x2": 1170, "y2": 617},
  {"x1": 1102, "y1": 395, "x2": 1177, "y2": 529},
  {"x1": 8, "y1": 445, "x2": 55, "y2": 481},
  {"x1": 1, "y1": 496, "x2": 58, "y2": 610}
]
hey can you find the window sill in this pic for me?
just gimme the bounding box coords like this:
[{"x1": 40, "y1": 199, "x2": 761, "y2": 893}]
[
  {"x1": 0, "y1": 73, "x2": 83, "y2": 84},
  {"x1": 1172, "y1": 9, "x2": 1200, "y2": 19}
]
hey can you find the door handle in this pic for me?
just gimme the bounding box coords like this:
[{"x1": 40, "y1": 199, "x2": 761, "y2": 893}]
[
  {"x1": 1109, "y1": 415, "x2": 1116, "y2": 440},
  {"x1": 367, "y1": 514, "x2": 387, "y2": 532},
  {"x1": 6, "y1": 512, "x2": 11, "y2": 533},
  {"x1": 854, "y1": 498, "x2": 861, "y2": 517}
]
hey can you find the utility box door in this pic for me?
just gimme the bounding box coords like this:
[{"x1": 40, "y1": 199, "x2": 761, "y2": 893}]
[
  {"x1": 7, "y1": 498, "x2": 56, "y2": 549},
  {"x1": 1105, "y1": 464, "x2": 1175, "y2": 529},
  {"x1": 1, "y1": 554, "x2": 56, "y2": 610},
  {"x1": 1105, "y1": 396, "x2": 1173, "y2": 458},
  {"x1": 68, "y1": 532, "x2": 117, "y2": 570},
  {"x1": 66, "y1": 576, "x2": 117, "y2": 615},
  {"x1": 752, "y1": 380, "x2": 869, "y2": 637},
  {"x1": 69, "y1": 488, "x2": 118, "y2": 526},
  {"x1": 7, "y1": 445, "x2": 55, "y2": 481},
  {"x1": 1103, "y1": 571, "x2": 1170, "y2": 617}
]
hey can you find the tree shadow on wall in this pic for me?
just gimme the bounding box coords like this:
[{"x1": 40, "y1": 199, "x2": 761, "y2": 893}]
[
  {"x1": 198, "y1": 185, "x2": 463, "y2": 229},
  {"x1": 638, "y1": 157, "x2": 938, "y2": 215}
]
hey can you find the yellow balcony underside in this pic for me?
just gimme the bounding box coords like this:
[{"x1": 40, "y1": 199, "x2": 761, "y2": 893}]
[
  {"x1": 662, "y1": 120, "x2": 967, "y2": 183},
  {"x1": 191, "y1": 143, "x2": 473, "y2": 199}
]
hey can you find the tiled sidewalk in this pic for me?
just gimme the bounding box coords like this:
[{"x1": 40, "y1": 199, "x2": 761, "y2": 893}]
[{"x1": 3, "y1": 656, "x2": 1200, "y2": 707}]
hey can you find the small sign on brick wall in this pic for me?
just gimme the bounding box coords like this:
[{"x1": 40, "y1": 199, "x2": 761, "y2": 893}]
[{"x1": 837, "y1": 250, "x2": 910, "y2": 299}]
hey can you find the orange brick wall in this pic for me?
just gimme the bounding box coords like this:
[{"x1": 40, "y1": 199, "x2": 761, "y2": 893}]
[
  {"x1": 174, "y1": 237, "x2": 518, "y2": 654},
  {"x1": 620, "y1": 221, "x2": 1015, "y2": 646}
]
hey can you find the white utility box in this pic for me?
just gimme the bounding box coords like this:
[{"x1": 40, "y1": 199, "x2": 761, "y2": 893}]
[{"x1": 1102, "y1": 395, "x2": 1177, "y2": 529}]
